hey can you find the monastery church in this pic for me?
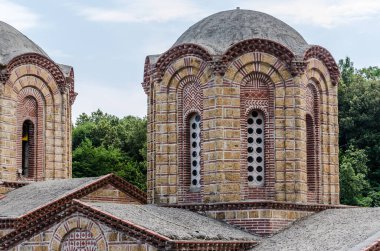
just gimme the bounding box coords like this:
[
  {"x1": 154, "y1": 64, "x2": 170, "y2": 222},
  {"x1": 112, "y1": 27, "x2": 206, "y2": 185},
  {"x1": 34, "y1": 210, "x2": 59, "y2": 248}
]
[{"x1": 0, "y1": 8, "x2": 380, "y2": 251}]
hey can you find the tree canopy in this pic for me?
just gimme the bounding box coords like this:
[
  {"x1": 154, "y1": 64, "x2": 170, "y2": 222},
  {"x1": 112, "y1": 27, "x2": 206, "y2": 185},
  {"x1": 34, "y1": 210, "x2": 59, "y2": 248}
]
[
  {"x1": 72, "y1": 110, "x2": 147, "y2": 190},
  {"x1": 338, "y1": 57, "x2": 380, "y2": 206}
]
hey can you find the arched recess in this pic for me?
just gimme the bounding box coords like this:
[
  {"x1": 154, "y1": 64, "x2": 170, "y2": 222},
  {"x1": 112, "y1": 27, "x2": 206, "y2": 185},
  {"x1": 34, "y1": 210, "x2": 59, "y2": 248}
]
[
  {"x1": 7, "y1": 64, "x2": 68, "y2": 180},
  {"x1": 166, "y1": 58, "x2": 209, "y2": 203},
  {"x1": 149, "y1": 56, "x2": 211, "y2": 204},
  {"x1": 305, "y1": 82, "x2": 321, "y2": 203},
  {"x1": 16, "y1": 87, "x2": 46, "y2": 180},
  {"x1": 225, "y1": 52, "x2": 292, "y2": 201},
  {"x1": 240, "y1": 72, "x2": 275, "y2": 200},
  {"x1": 303, "y1": 58, "x2": 338, "y2": 204},
  {"x1": 50, "y1": 215, "x2": 107, "y2": 251}
]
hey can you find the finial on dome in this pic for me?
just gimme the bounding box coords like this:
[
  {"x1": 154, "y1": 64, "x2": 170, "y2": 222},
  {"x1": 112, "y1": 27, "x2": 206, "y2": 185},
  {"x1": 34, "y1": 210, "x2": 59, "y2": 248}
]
[{"x1": 236, "y1": 7, "x2": 240, "y2": 10}]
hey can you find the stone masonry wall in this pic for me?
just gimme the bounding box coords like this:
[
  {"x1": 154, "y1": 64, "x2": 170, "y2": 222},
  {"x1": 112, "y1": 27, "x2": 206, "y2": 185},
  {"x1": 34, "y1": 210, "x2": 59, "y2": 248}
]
[
  {"x1": 146, "y1": 49, "x2": 339, "y2": 205},
  {"x1": 0, "y1": 63, "x2": 72, "y2": 181}
]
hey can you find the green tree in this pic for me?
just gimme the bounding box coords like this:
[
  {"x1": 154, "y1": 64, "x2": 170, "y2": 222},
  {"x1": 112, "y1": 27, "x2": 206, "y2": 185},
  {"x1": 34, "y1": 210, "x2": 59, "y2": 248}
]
[
  {"x1": 72, "y1": 110, "x2": 147, "y2": 190},
  {"x1": 339, "y1": 146, "x2": 370, "y2": 206},
  {"x1": 338, "y1": 58, "x2": 380, "y2": 189}
]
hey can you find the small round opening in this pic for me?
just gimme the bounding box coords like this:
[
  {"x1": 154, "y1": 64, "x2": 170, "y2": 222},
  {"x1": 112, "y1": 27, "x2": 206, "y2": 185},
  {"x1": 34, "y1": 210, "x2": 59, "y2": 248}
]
[
  {"x1": 256, "y1": 128, "x2": 262, "y2": 134},
  {"x1": 248, "y1": 128, "x2": 254, "y2": 134},
  {"x1": 195, "y1": 115, "x2": 201, "y2": 122},
  {"x1": 256, "y1": 156, "x2": 263, "y2": 163},
  {"x1": 257, "y1": 175, "x2": 263, "y2": 182},
  {"x1": 192, "y1": 123, "x2": 197, "y2": 129},
  {"x1": 248, "y1": 175, "x2": 254, "y2": 182},
  {"x1": 256, "y1": 119, "x2": 263, "y2": 125},
  {"x1": 256, "y1": 166, "x2": 263, "y2": 172},
  {"x1": 192, "y1": 142, "x2": 197, "y2": 148},
  {"x1": 247, "y1": 118, "x2": 254, "y2": 124},
  {"x1": 248, "y1": 137, "x2": 253, "y2": 143},
  {"x1": 192, "y1": 160, "x2": 197, "y2": 167},
  {"x1": 192, "y1": 132, "x2": 197, "y2": 139},
  {"x1": 192, "y1": 179, "x2": 198, "y2": 185},
  {"x1": 256, "y1": 147, "x2": 262, "y2": 153},
  {"x1": 247, "y1": 147, "x2": 254, "y2": 153},
  {"x1": 256, "y1": 138, "x2": 262, "y2": 144},
  {"x1": 247, "y1": 156, "x2": 254, "y2": 163},
  {"x1": 192, "y1": 170, "x2": 198, "y2": 176},
  {"x1": 252, "y1": 111, "x2": 258, "y2": 117},
  {"x1": 248, "y1": 166, "x2": 254, "y2": 172},
  {"x1": 192, "y1": 151, "x2": 197, "y2": 157}
]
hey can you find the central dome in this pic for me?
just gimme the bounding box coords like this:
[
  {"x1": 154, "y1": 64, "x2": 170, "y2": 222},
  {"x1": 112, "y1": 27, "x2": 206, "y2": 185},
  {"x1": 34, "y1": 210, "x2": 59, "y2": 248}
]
[{"x1": 173, "y1": 9, "x2": 309, "y2": 56}]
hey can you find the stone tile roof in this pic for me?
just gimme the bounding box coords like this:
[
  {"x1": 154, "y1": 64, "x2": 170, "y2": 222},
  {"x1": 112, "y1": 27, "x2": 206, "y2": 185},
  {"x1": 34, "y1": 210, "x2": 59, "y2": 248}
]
[
  {"x1": 88, "y1": 202, "x2": 259, "y2": 241},
  {"x1": 0, "y1": 177, "x2": 98, "y2": 218},
  {"x1": 254, "y1": 207, "x2": 380, "y2": 251},
  {"x1": 0, "y1": 21, "x2": 49, "y2": 65},
  {"x1": 173, "y1": 9, "x2": 310, "y2": 56}
]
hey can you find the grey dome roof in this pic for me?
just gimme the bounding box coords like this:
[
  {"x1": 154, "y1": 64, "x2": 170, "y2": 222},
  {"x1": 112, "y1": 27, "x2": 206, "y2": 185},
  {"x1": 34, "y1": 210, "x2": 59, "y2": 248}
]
[
  {"x1": 173, "y1": 9, "x2": 309, "y2": 56},
  {"x1": 0, "y1": 21, "x2": 48, "y2": 65}
]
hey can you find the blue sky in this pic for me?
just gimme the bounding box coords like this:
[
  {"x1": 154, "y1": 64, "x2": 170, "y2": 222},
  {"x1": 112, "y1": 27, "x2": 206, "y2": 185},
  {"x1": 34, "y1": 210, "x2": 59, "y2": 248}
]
[{"x1": 1, "y1": 0, "x2": 380, "y2": 121}]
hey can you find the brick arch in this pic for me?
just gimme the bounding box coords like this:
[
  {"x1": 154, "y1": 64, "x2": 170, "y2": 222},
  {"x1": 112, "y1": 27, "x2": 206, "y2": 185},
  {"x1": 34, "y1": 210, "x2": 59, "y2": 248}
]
[
  {"x1": 303, "y1": 45, "x2": 340, "y2": 86},
  {"x1": 6, "y1": 53, "x2": 67, "y2": 92},
  {"x1": 8, "y1": 65, "x2": 61, "y2": 106},
  {"x1": 224, "y1": 52, "x2": 292, "y2": 86},
  {"x1": 239, "y1": 72, "x2": 276, "y2": 201},
  {"x1": 50, "y1": 215, "x2": 107, "y2": 251},
  {"x1": 162, "y1": 56, "x2": 211, "y2": 90},
  {"x1": 222, "y1": 38, "x2": 295, "y2": 69},
  {"x1": 16, "y1": 87, "x2": 45, "y2": 181},
  {"x1": 177, "y1": 77, "x2": 204, "y2": 203},
  {"x1": 155, "y1": 43, "x2": 212, "y2": 82}
]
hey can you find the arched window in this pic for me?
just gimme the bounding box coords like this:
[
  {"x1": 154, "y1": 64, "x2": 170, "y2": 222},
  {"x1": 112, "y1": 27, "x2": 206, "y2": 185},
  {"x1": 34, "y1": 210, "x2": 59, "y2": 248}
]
[
  {"x1": 61, "y1": 228, "x2": 98, "y2": 251},
  {"x1": 247, "y1": 110, "x2": 265, "y2": 186},
  {"x1": 189, "y1": 113, "x2": 201, "y2": 190},
  {"x1": 22, "y1": 120, "x2": 34, "y2": 177},
  {"x1": 306, "y1": 114, "x2": 316, "y2": 192}
]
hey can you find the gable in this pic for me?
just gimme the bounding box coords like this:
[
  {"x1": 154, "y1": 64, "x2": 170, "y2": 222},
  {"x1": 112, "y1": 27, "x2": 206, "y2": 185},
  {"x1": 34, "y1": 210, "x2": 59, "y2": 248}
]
[{"x1": 81, "y1": 183, "x2": 142, "y2": 204}]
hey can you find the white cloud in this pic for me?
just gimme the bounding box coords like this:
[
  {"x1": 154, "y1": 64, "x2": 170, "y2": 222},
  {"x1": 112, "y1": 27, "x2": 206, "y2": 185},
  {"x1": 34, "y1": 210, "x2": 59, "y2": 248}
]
[
  {"x1": 72, "y1": 80, "x2": 147, "y2": 122},
  {"x1": 72, "y1": 0, "x2": 206, "y2": 23},
  {"x1": 0, "y1": 0, "x2": 39, "y2": 30},
  {"x1": 241, "y1": 0, "x2": 380, "y2": 28}
]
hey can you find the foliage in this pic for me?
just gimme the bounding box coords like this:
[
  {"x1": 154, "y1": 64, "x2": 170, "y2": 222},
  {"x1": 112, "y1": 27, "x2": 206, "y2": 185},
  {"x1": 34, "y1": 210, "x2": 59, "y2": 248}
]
[
  {"x1": 339, "y1": 146, "x2": 370, "y2": 206},
  {"x1": 338, "y1": 57, "x2": 380, "y2": 205},
  {"x1": 72, "y1": 110, "x2": 147, "y2": 190}
]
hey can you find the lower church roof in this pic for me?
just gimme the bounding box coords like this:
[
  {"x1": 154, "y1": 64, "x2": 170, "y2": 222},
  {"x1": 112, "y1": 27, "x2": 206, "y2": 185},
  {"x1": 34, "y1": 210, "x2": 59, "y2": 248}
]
[
  {"x1": 254, "y1": 207, "x2": 380, "y2": 251},
  {"x1": 89, "y1": 202, "x2": 258, "y2": 241}
]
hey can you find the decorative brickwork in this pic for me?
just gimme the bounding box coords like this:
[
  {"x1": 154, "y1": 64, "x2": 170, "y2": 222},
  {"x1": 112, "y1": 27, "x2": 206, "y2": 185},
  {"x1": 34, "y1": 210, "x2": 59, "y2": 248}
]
[
  {"x1": 304, "y1": 46, "x2": 340, "y2": 85},
  {"x1": 145, "y1": 34, "x2": 339, "y2": 205},
  {"x1": 0, "y1": 59, "x2": 74, "y2": 181}
]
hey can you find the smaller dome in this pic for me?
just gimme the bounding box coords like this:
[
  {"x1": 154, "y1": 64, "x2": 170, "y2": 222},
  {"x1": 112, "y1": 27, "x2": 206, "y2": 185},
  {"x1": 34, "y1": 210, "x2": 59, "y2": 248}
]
[
  {"x1": 173, "y1": 9, "x2": 309, "y2": 56},
  {"x1": 0, "y1": 21, "x2": 48, "y2": 65}
]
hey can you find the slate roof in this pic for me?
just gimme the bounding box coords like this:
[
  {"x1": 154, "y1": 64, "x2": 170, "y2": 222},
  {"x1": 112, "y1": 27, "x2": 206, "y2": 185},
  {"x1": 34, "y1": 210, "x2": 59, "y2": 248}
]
[
  {"x1": 0, "y1": 177, "x2": 98, "y2": 218},
  {"x1": 88, "y1": 202, "x2": 259, "y2": 241},
  {"x1": 0, "y1": 21, "x2": 49, "y2": 65},
  {"x1": 173, "y1": 9, "x2": 310, "y2": 56},
  {"x1": 254, "y1": 207, "x2": 380, "y2": 251}
]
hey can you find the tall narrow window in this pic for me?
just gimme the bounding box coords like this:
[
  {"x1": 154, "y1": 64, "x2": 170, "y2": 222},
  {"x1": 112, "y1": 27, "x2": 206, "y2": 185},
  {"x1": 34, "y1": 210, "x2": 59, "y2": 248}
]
[
  {"x1": 190, "y1": 114, "x2": 201, "y2": 189},
  {"x1": 306, "y1": 114, "x2": 316, "y2": 192},
  {"x1": 22, "y1": 120, "x2": 34, "y2": 177},
  {"x1": 247, "y1": 110, "x2": 265, "y2": 186}
]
